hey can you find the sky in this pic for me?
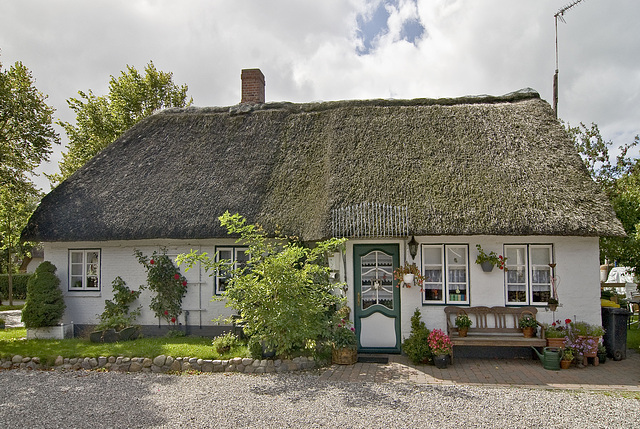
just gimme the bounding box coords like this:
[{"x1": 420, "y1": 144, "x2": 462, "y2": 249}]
[{"x1": 1, "y1": 0, "x2": 639, "y2": 193}]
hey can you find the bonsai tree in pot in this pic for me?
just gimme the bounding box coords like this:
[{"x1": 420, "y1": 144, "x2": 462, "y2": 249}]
[{"x1": 21, "y1": 261, "x2": 66, "y2": 331}]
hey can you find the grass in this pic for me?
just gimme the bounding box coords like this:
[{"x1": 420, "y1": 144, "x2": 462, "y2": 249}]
[
  {"x1": 0, "y1": 304, "x2": 24, "y2": 311},
  {"x1": 0, "y1": 327, "x2": 249, "y2": 365}
]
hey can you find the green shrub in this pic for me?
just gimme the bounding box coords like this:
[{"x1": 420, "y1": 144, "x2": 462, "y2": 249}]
[
  {"x1": 212, "y1": 332, "x2": 241, "y2": 355},
  {"x1": 402, "y1": 308, "x2": 431, "y2": 364},
  {"x1": 96, "y1": 276, "x2": 142, "y2": 331},
  {"x1": 0, "y1": 273, "x2": 31, "y2": 300},
  {"x1": 21, "y1": 262, "x2": 66, "y2": 328}
]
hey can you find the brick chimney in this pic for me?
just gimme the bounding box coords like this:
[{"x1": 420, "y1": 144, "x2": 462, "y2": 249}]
[{"x1": 241, "y1": 68, "x2": 265, "y2": 104}]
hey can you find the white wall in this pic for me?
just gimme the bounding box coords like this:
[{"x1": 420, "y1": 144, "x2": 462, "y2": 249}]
[
  {"x1": 43, "y1": 239, "x2": 240, "y2": 327},
  {"x1": 344, "y1": 235, "x2": 601, "y2": 340}
]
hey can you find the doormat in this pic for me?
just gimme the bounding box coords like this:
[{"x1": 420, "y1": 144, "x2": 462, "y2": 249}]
[{"x1": 357, "y1": 356, "x2": 388, "y2": 364}]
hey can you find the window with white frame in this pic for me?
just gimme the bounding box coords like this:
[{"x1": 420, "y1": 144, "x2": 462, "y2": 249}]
[
  {"x1": 215, "y1": 247, "x2": 249, "y2": 295},
  {"x1": 422, "y1": 244, "x2": 469, "y2": 305},
  {"x1": 69, "y1": 249, "x2": 101, "y2": 291},
  {"x1": 504, "y1": 244, "x2": 553, "y2": 305}
]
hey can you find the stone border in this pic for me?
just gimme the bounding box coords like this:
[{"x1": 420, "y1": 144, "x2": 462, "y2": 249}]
[{"x1": 0, "y1": 354, "x2": 319, "y2": 374}]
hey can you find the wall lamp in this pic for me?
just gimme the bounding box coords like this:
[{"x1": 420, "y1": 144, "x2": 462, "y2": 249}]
[{"x1": 408, "y1": 235, "x2": 419, "y2": 259}]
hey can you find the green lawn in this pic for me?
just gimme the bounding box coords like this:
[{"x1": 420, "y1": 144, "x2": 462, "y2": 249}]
[
  {"x1": 0, "y1": 304, "x2": 24, "y2": 311},
  {"x1": 0, "y1": 327, "x2": 248, "y2": 365}
]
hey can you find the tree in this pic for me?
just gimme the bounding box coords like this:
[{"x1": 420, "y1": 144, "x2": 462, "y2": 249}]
[
  {"x1": 177, "y1": 212, "x2": 345, "y2": 358},
  {"x1": 568, "y1": 121, "x2": 640, "y2": 273},
  {"x1": 0, "y1": 58, "x2": 59, "y2": 304},
  {"x1": 50, "y1": 61, "x2": 192, "y2": 185},
  {"x1": 21, "y1": 261, "x2": 66, "y2": 328}
]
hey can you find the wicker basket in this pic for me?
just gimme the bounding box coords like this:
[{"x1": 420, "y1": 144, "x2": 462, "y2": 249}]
[{"x1": 332, "y1": 347, "x2": 357, "y2": 365}]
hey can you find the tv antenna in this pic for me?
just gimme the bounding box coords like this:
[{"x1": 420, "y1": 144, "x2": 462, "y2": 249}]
[{"x1": 553, "y1": 0, "x2": 587, "y2": 118}]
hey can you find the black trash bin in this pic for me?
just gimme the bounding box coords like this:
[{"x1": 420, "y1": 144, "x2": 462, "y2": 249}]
[{"x1": 601, "y1": 307, "x2": 630, "y2": 360}]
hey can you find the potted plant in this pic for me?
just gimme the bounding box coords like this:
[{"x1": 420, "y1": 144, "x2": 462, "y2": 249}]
[
  {"x1": 518, "y1": 313, "x2": 538, "y2": 338},
  {"x1": 561, "y1": 348, "x2": 574, "y2": 369},
  {"x1": 567, "y1": 321, "x2": 605, "y2": 364},
  {"x1": 402, "y1": 309, "x2": 431, "y2": 364},
  {"x1": 597, "y1": 343, "x2": 607, "y2": 364},
  {"x1": 393, "y1": 262, "x2": 424, "y2": 288},
  {"x1": 454, "y1": 313, "x2": 472, "y2": 337},
  {"x1": 547, "y1": 297, "x2": 559, "y2": 312},
  {"x1": 427, "y1": 329, "x2": 452, "y2": 369},
  {"x1": 475, "y1": 245, "x2": 507, "y2": 272},
  {"x1": 90, "y1": 277, "x2": 142, "y2": 343},
  {"x1": 331, "y1": 317, "x2": 357, "y2": 365},
  {"x1": 545, "y1": 318, "x2": 571, "y2": 347},
  {"x1": 22, "y1": 262, "x2": 70, "y2": 339}
]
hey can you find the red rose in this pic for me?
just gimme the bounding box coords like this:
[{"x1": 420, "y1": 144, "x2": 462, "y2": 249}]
[
  {"x1": 150, "y1": 259, "x2": 155, "y2": 264},
  {"x1": 131, "y1": 291, "x2": 135, "y2": 294},
  {"x1": 182, "y1": 281, "x2": 187, "y2": 287},
  {"x1": 164, "y1": 310, "x2": 169, "y2": 316},
  {"x1": 552, "y1": 322, "x2": 556, "y2": 326},
  {"x1": 174, "y1": 273, "x2": 180, "y2": 280},
  {"x1": 565, "y1": 318, "x2": 571, "y2": 324},
  {"x1": 171, "y1": 317, "x2": 176, "y2": 323}
]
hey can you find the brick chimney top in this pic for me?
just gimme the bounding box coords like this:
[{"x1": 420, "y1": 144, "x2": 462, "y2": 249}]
[{"x1": 241, "y1": 68, "x2": 265, "y2": 104}]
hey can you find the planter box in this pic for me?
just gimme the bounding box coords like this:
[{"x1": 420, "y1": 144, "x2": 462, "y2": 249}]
[{"x1": 27, "y1": 323, "x2": 74, "y2": 340}]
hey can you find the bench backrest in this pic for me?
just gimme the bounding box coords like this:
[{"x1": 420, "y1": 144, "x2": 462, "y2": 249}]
[{"x1": 444, "y1": 306, "x2": 539, "y2": 336}]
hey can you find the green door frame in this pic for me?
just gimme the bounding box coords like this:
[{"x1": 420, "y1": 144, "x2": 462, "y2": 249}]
[{"x1": 353, "y1": 243, "x2": 401, "y2": 353}]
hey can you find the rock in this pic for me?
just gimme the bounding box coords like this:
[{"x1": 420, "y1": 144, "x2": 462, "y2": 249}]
[
  {"x1": 98, "y1": 357, "x2": 107, "y2": 367},
  {"x1": 151, "y1": 365, "x2": 163, "y2": 373},
  {"x1": 115, "y1": 357, "x2": 122, "y2": 364},
  {"x1": 12, "y1": 355, "x2": 23, "y2": 364},
  {"x1": 242, "y1": 358, "x2": 253, "y2": 366},
  {"x1": 69, "y1": 358, "x2": 78, "y2": 365},
  {"x1": 182, "y1": 362, "x2": 192, "y2": 372},
  {"x1": 153, "y1": 355, "x2": 167, "y2": 367},
  {"x1": 129, "y1": 362, "x2": 142, "y2": 372},
  {"x1": 108, "y1": 356, "x2": 116, "y2": 363},
  {"x1": 81, "y1": 359, "x2": 92, "y2": 370},
  {"x1": 89, "y1": 358, "x2": 98, "y2": 368},
  {"x1": 142, "y1": 358, "x2": 153, "y2": 368},
  {"x1": 32, "y1": 357, "x2": 40, "y2": 364},
  {"x1": 170, "y1": 360, "x2": 181, "y2": 372},
  {"x1": 165, "y1": 356, "x2": 174, "y2": 367},
  {"x1": 231, "y1": 357, "x2": 243, "y2": 366},
  {"x1": 55, "y1": 356, "x2": 64, "y2": 366},
  {"x1": 122, "y1": 357, "x2": 130, "y2": 363},
  {"x1": 22, "y1": 357, "x2": 31, "y2": 363}
]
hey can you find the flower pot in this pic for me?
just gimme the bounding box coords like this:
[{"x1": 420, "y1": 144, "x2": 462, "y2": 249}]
[
  {"x1": 403, "y1": 274, "x2": 415, "y2": 287},
  {"x1": 597, "y1": 352, "x2": 607, "y2": 364},
  {"x1": 548, "y1": 303, "x2": 558, "y2": 311},
  {"x1": 579, "y1": 336, "x2": 600, "y2": 357},
  {"x1": 458, "y1": 327, "x2": 468, "y2": 337},
  {"x1": 433, "y1": 354, "x2": 449, "y2": 369},
  {"x1": 560, "y1": 359, "x2": 572, "y2": 369},
  {"x1": 522, "y1": 327, "x2": 535, "y2": 338},
  {"x1": 480, "y1": 261, "x2": 494, "y2": 272},
  {"x1": 117, "y1": 326, "x2": 140, "y2": 341},
  {"x1": 546, "y1": 337, "x2": 565, "y2": 348},
  {"x1": 332, "y1": 346, "x2": 357, "y2": 365}
]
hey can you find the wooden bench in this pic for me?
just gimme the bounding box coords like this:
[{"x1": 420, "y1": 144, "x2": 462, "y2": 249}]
[{"x1": 444, "y1": 306, "x2": 546, "y2": 359}]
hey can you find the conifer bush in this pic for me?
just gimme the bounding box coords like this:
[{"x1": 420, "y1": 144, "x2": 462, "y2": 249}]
[{"x1": 21, "y1": 261, "x2": 66, "y2": 328}]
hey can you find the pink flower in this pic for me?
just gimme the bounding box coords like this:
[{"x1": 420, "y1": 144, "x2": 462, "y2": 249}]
[
  {"x1": 350, "y1": 327, "x2": 355, "y2": 332},
  {"x1": 174, "y1": 273, "x2": 180, "y2": 280},
  {"x1": 337, "y1": 324, "x2": 342, "y2": 328}
]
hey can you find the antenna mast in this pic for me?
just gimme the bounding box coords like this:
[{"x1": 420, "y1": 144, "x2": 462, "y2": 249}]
[{"x1": 553, "y1": 0, "x2": 587, "y2": 118}]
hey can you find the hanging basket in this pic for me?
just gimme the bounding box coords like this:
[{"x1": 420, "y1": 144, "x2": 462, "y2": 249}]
[
  {"x1": 480, "y1": 261, "x2": 494, "y2": 272},
  {"x1": 403, "y1": 274, "x2": 415, "y2": 286}
]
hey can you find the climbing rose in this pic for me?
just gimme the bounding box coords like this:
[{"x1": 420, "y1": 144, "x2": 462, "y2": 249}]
[
  {"x1": 551, "y1": 322, "x2": 556, "y2": 326},
  {"x1": 351, "y1": 327, "x2": 355, "y2": 332},
  {"x1": 150, "y1": 259, "x2": 155, "y2": 264},
  {"x1": 565, "y1": 318, "x2": 572, "y2": 324},
  {"x1": 182, "y1": 280, "x2": 187, "y2": 287},
  {"x1": 164, "y1": 310, "x2": 169, "y2": 316},
  {"x1": 174, "y1": 273, "x2": 180, "y2": 280},
  {"x1": 171, "y1": 317, "x2": 176, "y2": 323}
]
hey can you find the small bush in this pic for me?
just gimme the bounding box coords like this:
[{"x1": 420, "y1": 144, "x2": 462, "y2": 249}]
[
  {"x1": 402, "y1": 308, "x2": 431, "y2": 364},
  {"x1": 21, "y1": 262, "x2": 66, "y2": 328},
  {"x1": 96, "y1": 277, "x2": 142, "y2": 331},
  {"x1": 212, "y1": 332, "x2": 241, "y2": 355},
  {"x1": 0, "y1": 273, "x2": 31, "y2": 301}
]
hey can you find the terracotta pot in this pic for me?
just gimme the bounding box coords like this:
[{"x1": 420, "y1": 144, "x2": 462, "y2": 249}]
[
  {"x1": 560, "y1": 359, "x2": 572, "y2": 369},
  {"x1": 546, "y1": 337, "x2": 565, "y2": 348},
  {"x1": 458, "y1": 327, "x2": 468, "y2": 337},
  {"x1": 522, "y1": 327, "x2": 535, "y2": 338}
]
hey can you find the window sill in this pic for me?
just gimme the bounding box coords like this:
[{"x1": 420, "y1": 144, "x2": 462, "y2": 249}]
[{"x1": 65, "y1": 291, "x2": 102, "y2": 298}]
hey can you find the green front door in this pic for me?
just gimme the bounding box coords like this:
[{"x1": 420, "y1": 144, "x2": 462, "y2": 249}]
[{"x1": 354, "y1": 244, "x2": 401, "y2": 353}]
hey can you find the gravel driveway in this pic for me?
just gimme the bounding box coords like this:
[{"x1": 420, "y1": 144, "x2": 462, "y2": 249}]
[{"x1": 1, "y1": 369, "x2": 638, "y2": 428}]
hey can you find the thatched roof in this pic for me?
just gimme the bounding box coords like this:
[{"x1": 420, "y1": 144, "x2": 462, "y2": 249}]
[{"x1": 22, "y1": 89, "x2": 625, "y2": 242}]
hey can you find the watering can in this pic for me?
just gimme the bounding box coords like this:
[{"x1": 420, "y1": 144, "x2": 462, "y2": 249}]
[{"x1": 532, "y1": 347, "x2": 562, "y2": 370}]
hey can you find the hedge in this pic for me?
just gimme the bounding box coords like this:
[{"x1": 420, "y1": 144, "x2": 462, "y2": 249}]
[{"x1": 0, "y1": 273, "x2": 32, "y2": 300}]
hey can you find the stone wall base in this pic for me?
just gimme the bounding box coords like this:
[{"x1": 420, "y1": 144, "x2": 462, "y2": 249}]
[{"x1": 0, "y1": 354, "x2": 319, "y2": 374}]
